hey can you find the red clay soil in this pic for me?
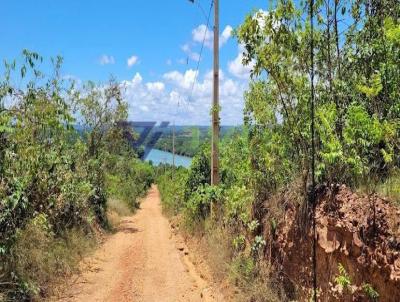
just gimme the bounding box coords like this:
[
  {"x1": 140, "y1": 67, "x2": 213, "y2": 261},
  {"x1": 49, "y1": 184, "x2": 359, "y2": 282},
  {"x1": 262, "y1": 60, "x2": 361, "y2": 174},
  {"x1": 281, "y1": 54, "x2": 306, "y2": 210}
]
[{"x1": 268, "y1": 185, "x2": 400, "y2": 301}]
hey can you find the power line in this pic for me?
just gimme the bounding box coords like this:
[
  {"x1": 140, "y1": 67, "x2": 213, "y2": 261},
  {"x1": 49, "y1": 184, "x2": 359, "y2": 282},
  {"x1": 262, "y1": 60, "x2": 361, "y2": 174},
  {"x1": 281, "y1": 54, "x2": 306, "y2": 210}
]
[
  {"x1": 187, "y1": 0, "x2": 219, "y2": 185},
  {"x1": 189, "y1": 0, "x2": 211, "y2": 24},
  {"x1": 187, "y1": 0, "x2": 213, "y2": 104},
  {"x1": 176, "y1": 0, "x2": 213, "y2": 125}
]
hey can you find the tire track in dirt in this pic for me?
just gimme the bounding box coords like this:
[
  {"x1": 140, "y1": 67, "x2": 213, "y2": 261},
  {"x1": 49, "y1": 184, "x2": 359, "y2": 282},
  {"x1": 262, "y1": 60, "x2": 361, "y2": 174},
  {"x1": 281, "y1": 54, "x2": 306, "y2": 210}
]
[{"x1": 53, "y1": 185, "x2": 222, "y2": 302}]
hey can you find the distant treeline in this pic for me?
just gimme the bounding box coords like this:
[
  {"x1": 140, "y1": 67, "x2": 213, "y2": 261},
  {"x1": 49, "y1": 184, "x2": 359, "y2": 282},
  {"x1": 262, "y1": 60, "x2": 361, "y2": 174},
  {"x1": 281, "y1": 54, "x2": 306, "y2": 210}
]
[{"x1": 151, "y1": 126, "x2": 242, "y2": 157}]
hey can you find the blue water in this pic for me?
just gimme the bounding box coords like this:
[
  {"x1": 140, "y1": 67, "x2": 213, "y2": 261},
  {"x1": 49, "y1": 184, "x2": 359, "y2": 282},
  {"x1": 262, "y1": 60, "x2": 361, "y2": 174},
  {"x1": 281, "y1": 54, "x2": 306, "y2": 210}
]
[{"x1": 145, "y1": 149, "x2": 192, "y2": 168}]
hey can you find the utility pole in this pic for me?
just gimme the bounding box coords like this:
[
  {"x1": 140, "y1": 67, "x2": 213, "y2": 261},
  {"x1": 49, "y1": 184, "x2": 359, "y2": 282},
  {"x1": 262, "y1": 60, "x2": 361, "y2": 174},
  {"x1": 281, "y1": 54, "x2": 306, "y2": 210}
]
[
  {"x1": 187, "y1": 0, "x2": 219, "y2": 185},
  {"x1": 211, "y1": 0, "x2": 220, "y2": 185}
]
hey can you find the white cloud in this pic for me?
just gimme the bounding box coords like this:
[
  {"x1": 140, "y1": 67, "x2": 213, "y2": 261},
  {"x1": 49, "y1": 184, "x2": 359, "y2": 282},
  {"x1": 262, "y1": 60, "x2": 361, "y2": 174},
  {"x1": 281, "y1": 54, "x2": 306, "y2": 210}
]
[
  {"x1": 181, "y1": 44, "x2": 200, "y2": 61},
  {"x1": 121, "y1": 68, "x2": 248, "y2": 125},
  {"x1": 62, "y1": 74, "x2": 82, "y2": 85},
  {"x1": 140, "y1": 105, "x2": 149, "y2": 112},
  {"x1": 181, "y1": 44, "x2": 190, "y2": 52},
  {"x1": 220, "y1": 25, "x2": 233, "y2": 46},
  {"x1": 127, "y1": 55, "x2": 139, "y2": 67},
  {"x1": 180, "y1": 24, "x2": 233, "y2": 65},
  {"x1": 129, "y1": 73, "x2": 143, "y2": 87},
  {"x1": 228, "y1": 45, "x2": 255, "y2": 80},
  {"x1": 192, "y1": 24, "x2": 213, "y2": 48},
  {"x1": 178, "y1": 58, "x2": 188, "y2": 65},
  {"x1": 191, "y1": 24, "x2": 233, "y2": 49},
  {"x1": 99, "y1": 55, "x2": 115, "y2": 65},
  {"x1": 163, "y1": 69, "x2": 197, "y2": 90},
  {"x1": 146, "y1": 82, "x2": 165, "y2": 93},
  {"x1": 254, "y1": 9, "x2": 280, "y2": 31}
]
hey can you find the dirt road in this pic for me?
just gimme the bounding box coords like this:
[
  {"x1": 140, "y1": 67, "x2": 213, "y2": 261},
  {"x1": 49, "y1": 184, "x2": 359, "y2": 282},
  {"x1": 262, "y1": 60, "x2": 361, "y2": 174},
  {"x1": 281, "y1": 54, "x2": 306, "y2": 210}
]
[{"x1": 56, "y1": 186, "x2": 221, "y2": 302}]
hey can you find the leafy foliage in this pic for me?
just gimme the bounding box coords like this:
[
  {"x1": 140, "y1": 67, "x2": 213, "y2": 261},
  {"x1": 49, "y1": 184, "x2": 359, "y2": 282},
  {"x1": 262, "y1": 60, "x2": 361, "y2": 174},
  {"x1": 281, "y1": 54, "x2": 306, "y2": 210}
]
[
  {"x1": 158, "y1": 1, "x2": 400, "y2": 300},
  {"x1": 334, "y1": 263, "x2": 352, "y2": 291},
  {"x1": 0, "y1": 51, "x2": 153, "y2": 299},
  {"x1": 236, "y1": 0, "x2": 400, "y2": 191},
  {"x1": 363, "y1": 283, "x2": 379, "y2": 301},
  {"x1": 184, "y1": 144, "x2": 211, "y2": 201},
  {"x1": 157, "y1": 167, "x2": 187, "y2": 215}
]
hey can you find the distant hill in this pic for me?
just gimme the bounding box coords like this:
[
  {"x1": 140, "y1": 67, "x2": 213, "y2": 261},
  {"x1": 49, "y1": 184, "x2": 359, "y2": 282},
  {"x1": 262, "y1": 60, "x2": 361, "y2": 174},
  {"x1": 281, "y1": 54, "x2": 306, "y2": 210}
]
[{"x1": 72, "y1": 123, "x2": 243, "y2": 157}]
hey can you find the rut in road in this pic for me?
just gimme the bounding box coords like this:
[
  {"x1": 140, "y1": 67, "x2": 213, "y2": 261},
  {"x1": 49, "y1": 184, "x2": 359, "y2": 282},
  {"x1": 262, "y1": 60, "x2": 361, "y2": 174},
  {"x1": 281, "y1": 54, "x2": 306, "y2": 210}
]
[{"x1": 55, "y1": 185, "x2": 221, "y2": 302}]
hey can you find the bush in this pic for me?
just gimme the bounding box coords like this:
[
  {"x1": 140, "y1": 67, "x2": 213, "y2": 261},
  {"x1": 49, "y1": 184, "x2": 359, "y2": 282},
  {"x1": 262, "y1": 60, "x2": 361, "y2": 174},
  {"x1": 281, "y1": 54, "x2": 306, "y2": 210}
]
[
  {"x1": 230, "y1": 254, "x2": 256, "y2": 285},
  {"x1": 224, "y1": 185, "x2": 253, "y2": 227},
  {"x1": 184, "y1": 184, "x2": 223, "y2": 228},
  {"x1": 157, "y1": 167, "x2": 187, "y2": 215},
  {"x1": 184, "y1": 144, "x2": 211, "y2": 201},
  {"x1": 0, "y1": 51, "x2": 154, "y2": 299},
  {"x1": 106, "y1": 155, "x2": 154, "y2": 210},
  {"x1": 7, "y1": 216, "x2": 96, "y2": 300}
]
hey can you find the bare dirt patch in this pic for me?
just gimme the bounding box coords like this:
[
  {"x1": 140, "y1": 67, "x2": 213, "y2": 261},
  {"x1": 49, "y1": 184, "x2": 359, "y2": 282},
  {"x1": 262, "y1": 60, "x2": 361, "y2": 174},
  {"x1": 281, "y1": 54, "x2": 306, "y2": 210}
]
[{"x1": 50, "y1": 186, "x2": 224, "y2": 302}]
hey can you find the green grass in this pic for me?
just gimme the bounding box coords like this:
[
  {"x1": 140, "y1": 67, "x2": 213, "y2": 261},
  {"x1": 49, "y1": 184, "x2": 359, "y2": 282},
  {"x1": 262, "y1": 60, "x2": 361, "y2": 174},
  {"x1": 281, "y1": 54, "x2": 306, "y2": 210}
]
[{"x1": 377, "y1": 173, "x2": 400, "y2": 205}]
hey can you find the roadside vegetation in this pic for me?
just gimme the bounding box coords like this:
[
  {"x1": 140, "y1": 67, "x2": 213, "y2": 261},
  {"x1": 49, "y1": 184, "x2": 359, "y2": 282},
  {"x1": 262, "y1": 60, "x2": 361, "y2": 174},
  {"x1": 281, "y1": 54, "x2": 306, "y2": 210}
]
[
  {"x1": 158, "y1": 0, "x2": 400, "y2": 301},
  {"x1": 0, "y1": 0, "x2": 399, "y2": 301},
  {"x1": 0, "y1": 52, "x2": 153, "y2": 301}
]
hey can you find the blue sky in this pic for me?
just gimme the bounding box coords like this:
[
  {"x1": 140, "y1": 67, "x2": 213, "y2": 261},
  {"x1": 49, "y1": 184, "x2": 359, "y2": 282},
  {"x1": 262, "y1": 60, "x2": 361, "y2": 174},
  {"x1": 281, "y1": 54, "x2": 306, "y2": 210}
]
[{"x1": 1, "y1": 0, "x2": 268, "y2": 125}]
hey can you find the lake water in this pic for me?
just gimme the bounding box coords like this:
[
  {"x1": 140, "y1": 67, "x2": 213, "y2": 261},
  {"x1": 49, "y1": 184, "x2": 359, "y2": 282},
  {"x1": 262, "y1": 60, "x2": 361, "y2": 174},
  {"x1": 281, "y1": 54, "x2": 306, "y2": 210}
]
[{"x1": 145, "y1": 149, "x2": 192, "y2": 168}]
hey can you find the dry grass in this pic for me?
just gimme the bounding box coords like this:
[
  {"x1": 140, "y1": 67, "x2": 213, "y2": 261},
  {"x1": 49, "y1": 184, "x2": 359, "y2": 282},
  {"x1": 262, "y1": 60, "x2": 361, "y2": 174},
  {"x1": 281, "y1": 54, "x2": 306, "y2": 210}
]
[
  {"x1": 106, "y1": 198, "x2": 133, "y2": 229},
  {"x1": 6, "y1": 219, "x2": 96, "y2": 300},
  {"x1": 107, "y1": 198, "x2": 132, "y2": 216},
  {"x1": 2, "y1": 199, "x2": 136, "y2": 300},
  {"x1": 239, "y1": 261, "x2": 282, "y2": 302},
  {"x1": 355, "y1": 170, "x2": 400, "y2": 207},
  {"x1": 227, "y1": 252, "x2": 281, "y2": 302},
  {"x1": 204, "y1": 220, "x2": 234, "y2": 280},
  {"x1": 201, "y1": 219, "x2": 281, "y2": 302}
]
